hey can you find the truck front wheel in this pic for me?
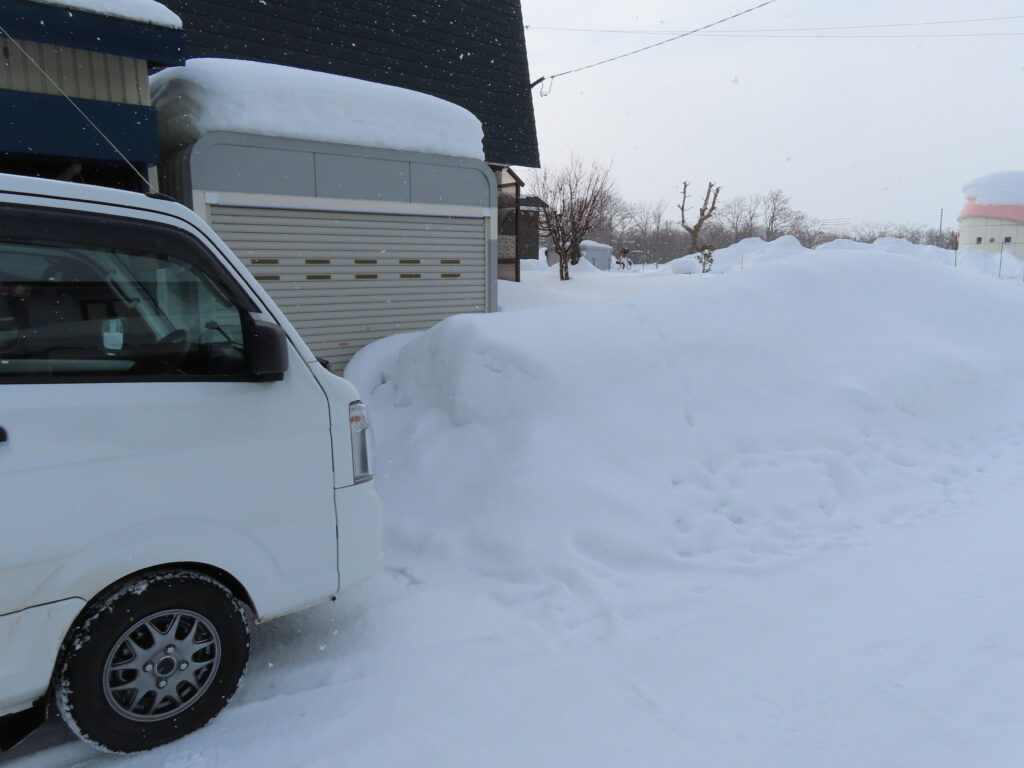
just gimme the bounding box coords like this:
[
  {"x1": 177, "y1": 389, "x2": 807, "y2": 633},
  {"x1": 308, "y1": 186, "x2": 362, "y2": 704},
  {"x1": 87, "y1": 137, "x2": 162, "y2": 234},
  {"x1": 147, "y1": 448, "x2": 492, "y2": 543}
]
[{"x1": 55, "y1": 570, "x2": 250, "y2": 753}]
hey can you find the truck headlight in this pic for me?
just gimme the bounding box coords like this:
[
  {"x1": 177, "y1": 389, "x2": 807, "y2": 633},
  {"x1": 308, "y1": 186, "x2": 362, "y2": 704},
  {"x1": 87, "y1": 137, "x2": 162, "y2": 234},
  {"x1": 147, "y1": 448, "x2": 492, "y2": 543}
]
[{"x1": 349, "y1": 401, "x2": 374, "y2": 484}]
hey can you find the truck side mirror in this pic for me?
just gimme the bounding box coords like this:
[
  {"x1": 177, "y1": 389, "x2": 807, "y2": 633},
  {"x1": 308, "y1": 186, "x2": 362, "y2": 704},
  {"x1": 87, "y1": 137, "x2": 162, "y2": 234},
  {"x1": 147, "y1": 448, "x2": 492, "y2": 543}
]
[{"x1": 248, "y1": 320, "x2": 289, "y2": 381}]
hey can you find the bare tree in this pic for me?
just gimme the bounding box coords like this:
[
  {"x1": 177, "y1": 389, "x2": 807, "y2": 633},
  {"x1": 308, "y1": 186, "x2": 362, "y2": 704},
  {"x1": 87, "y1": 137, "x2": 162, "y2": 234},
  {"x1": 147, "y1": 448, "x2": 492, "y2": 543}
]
[
  {"x1": 588, "y1": 192, "x2": 630, "y2": 253},
  {"x1": 531, "y1": 157, "x2": 618, "y2": 280},
  {"x1": 791, "y1": 218, "x2": 831, "y2": 248},
  {"x1": 760, "y1": 189, "x2": 803, "y2": 241},
  {"x1": 621, "y1": 200, "x2": 675, "y2": 261},
  {"x1": 719, "y1": 195, "x2": 761, "y2": 242},
  {"x1": 678, "y1": 181, "x2": 722, "y2": 254}
]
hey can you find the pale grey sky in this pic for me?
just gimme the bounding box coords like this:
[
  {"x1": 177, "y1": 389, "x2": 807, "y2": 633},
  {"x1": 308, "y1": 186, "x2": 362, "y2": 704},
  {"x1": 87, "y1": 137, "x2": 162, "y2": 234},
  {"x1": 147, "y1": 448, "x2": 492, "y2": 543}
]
[{"x1": 518, "y1": 0, "x2": 1024, "y2": 229}]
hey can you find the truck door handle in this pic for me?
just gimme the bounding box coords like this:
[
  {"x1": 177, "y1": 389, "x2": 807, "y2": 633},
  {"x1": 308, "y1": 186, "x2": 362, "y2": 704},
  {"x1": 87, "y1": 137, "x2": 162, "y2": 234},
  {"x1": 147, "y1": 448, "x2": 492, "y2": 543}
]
[{"x1": 0, "y1": 427, "x2": 7, "y2": 443}]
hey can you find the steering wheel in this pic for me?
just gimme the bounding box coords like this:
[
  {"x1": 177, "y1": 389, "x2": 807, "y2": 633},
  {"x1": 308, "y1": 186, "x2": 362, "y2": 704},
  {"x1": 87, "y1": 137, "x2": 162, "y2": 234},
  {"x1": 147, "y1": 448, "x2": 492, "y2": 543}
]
[{"x1": 156, "y1": 329, "x2": 191, "y2": 371}]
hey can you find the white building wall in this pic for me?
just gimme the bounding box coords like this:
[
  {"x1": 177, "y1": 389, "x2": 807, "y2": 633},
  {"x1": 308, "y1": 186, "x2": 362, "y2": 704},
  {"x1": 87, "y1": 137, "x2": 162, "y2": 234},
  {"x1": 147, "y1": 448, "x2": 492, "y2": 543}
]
[{"x1": 958, "y1": 216, "x2": 1024, "y2": 259}]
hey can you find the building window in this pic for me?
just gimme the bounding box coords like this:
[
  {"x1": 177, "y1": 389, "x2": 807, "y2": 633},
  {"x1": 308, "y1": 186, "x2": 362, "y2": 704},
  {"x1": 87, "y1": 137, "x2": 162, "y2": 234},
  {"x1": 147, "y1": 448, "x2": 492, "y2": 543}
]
[
  {"x1": 976, "y1": 237, "x2": 983, "y2": 244},
  {"x1": 1005, "y1": 236, "x2": 1013, "y2": 243},
  {"x1": 990, "y1": 237, "x2": 996, "y2": 243}
]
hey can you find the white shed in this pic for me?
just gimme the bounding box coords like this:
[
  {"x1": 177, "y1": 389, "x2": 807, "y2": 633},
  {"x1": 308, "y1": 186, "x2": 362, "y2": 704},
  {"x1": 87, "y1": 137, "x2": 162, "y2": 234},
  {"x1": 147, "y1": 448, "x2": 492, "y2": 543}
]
[
  {"x1": 151, "y1": 58, "x2": 497, "y2": 371},
  {"x1": 580, "y1": 240, "x2": 614, "y2": 271}
]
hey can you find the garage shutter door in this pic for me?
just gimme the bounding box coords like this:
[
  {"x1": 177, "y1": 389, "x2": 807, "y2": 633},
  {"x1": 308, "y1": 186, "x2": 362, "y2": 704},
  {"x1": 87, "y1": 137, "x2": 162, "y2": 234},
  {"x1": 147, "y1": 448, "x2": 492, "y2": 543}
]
[{"x1": 209, "y1": 205, "x2": 489, "y2": 370}]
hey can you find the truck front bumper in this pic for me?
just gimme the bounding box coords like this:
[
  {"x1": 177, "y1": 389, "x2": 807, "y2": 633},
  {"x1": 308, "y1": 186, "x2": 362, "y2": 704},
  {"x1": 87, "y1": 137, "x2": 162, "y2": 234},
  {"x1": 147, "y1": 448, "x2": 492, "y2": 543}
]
[{"x1": 336, "y1": 481, "x2": 384, "y2": 591}]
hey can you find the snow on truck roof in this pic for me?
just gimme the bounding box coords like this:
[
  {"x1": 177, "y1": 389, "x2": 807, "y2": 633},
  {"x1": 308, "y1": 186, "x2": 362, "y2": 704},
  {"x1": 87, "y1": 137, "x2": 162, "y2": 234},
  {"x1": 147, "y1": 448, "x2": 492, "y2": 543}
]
[
  {"x1": 30, "y1": 0, "x2": 182, "y2": 28},
  {"x1": 150, "y1": 59, "x2": 485, "y2": 161}
]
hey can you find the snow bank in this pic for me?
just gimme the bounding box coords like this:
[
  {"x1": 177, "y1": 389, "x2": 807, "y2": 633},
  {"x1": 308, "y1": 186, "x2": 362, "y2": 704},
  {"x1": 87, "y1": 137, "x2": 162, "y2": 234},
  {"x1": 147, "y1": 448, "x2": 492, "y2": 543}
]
[
  {"x1": 817, "y1": 236, "x2": 1024, "y2": 280},
  {"x1": 150, "y1": 59, "x2": 485, "y2": 159},
  {"x1": 32, "y1": 0, "x2": 181, "y2": 26},
  {"x1": 519, "y1": 259, "x2": 549, "y2": 273},
  {"x1": 709, "y1": 234, "x2": 808, "y2": 271},
  {"x1": 963, "y1": 170, "x2": 1024, "y2": 206},
  {"x1": 353, "y1": 248, "x2": 1024, "y2": 589},
  {"x1": 668, "y1": 256, "x2": 700, "y2": 274},
  {"x1": 661, "y1": 236, "x2": 1022, "y2": 282},
  {"x1": 666, "y1": 236, "x2": 808, "y2": 275}
]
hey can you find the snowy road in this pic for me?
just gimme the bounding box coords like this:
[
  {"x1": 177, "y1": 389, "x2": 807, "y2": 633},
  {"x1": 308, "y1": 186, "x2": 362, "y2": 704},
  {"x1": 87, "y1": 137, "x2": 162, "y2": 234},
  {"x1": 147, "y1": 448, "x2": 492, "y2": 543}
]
[
  {"x1": 9, "y1": 460, "x2": 1024, "y2": 768},
  {"x1": 7, "y1": 242, "x2": 1024, "y2": 767}
]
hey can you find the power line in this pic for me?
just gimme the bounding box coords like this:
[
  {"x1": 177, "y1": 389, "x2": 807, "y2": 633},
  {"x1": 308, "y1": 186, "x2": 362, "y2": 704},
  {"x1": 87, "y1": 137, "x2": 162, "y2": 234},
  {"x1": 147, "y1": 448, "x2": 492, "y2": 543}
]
[
  {"x1": 545, "y1": 0, "x2": 779, "y2": 82},
  {"x1": 526, "y1": 13, "x2": 1024, "y2": 36}
]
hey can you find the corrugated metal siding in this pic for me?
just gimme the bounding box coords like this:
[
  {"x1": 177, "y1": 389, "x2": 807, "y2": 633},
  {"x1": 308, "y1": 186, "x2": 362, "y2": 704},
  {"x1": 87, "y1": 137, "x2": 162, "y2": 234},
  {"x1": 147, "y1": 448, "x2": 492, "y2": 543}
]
[
  {"x1": 0, "y1": 37, "x2": 149, "y2": 105},
  {"x1": 209, "y1": 204, "x2": 488, "y2": 369}
]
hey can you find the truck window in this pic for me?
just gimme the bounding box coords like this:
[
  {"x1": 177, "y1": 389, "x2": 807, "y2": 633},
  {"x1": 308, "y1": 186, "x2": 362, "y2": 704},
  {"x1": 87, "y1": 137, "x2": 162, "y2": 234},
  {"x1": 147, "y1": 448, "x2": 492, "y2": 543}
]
[{"x1": 0, "y1": 238, "x2": 249, "y2": 381}]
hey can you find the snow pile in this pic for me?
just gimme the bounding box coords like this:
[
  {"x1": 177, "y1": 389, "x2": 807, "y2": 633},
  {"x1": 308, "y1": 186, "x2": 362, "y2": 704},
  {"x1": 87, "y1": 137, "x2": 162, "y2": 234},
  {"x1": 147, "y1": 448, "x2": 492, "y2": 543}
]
[
  {"x1": 669, "y1": 256, "x2": 700, "y2": 274},
  {"x1": 666, "y1": 236, "x2": 808, "y2": 274},
  {"x1": 33, "y1": 0, "x2": 181, "y2": 27},
  {"x1": 817, "y1": 236, "x2": 949, "y2": 263},
  {"x1": 660, "y1": 236, "x2": 1024, "y2": 282},
  {"x1": 150, "y1": 59, "x2": 485, "y2": 159},
  {"x1": 712, "y1": 234, "x2": 809, "y2": 270},
  {"x1": 817, "y1": 236, "x2": 1024, "y2": 280},
  {"x1": 352, "y1": 249, "x2": 1024, "y2": 582},
  {"x1": 963, "y1": 171, "x2": 1024, "y2": 206},
  {"x1": 519, "y1": 258, "x2": 549, "y2": 273}
]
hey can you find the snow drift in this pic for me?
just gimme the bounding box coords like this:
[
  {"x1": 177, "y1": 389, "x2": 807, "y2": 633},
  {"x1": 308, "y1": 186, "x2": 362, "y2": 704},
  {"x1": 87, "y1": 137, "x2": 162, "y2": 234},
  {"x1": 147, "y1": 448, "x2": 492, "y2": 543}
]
[{"x1": 350, "y1": 247, "x2": 1024, "y2": 608}]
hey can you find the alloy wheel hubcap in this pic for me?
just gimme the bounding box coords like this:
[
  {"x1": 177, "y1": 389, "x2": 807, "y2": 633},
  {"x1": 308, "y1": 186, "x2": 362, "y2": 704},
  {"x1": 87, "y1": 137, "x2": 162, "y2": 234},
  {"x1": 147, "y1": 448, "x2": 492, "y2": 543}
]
[{"x1": 102, "y1": 609, "x2": 221, "y2": 722}]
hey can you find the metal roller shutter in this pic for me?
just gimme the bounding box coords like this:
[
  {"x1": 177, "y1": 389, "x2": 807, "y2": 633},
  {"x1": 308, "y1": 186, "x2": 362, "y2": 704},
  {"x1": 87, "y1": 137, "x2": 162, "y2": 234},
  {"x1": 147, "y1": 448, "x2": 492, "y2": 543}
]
[{"x1": 208, "y1": 205, "x2": 489, "y2": 370}]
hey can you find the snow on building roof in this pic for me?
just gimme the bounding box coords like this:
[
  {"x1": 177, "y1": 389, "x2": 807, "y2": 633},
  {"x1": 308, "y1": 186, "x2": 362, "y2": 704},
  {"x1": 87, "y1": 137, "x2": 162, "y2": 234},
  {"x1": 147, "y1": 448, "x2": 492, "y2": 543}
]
[
  {"x1": 30, "y1": 0, "x2": 182, "y2": 28},
  {"x1": 963, "y1": 171, "x2": 1024, "y2": 206},
  {"x1": 580, "y1": 240, "x2": 613, "y2": 248},
  {"x1": 150, "y1": 58, "x2": 485, "y2": 160},
  {"x1": 960, "y1": 171, "x2": 1024, "y2": 224}
]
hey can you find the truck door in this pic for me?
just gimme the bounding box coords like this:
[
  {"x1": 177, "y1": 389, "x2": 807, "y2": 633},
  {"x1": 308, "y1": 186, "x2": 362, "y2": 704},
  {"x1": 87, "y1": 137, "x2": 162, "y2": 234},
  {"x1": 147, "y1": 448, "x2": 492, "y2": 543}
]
[{"x1": 0, "y1": 202, "x2": 338, "y2": 617}]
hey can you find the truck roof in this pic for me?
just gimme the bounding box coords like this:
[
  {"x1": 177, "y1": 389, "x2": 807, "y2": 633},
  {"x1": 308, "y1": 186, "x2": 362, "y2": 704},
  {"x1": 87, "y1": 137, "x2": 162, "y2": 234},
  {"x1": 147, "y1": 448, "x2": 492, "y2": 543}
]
[{"x1": 0, "y1": 172, "x2": 201, "y2": 229}]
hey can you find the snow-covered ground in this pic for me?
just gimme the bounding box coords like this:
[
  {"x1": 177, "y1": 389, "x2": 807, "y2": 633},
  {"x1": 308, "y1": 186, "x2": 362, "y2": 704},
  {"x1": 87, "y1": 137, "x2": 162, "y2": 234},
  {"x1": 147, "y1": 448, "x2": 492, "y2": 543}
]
[{"x1": 9, "y1": 239, "x2": 1024, "y2": 767}]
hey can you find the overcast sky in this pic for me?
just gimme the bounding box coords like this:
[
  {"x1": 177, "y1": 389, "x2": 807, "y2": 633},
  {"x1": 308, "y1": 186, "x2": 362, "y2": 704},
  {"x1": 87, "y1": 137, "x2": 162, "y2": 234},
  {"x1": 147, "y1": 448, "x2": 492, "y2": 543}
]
[{"x1": 517, "y1": 0, "x2": 1023, "y2": 230}]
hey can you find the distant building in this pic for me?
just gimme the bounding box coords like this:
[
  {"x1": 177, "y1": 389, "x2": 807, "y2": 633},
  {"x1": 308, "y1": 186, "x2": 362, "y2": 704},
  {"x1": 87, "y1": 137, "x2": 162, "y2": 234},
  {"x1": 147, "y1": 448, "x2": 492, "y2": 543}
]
[
  {"x1": 519, "y1": 195, "x2": 547, "y2": 265},
  {"x1": 957, "y1": 172, "x2": 1024, "y2": 259},
  {"x1": 580, "y1": 240, "x2": 614, "y2": 270}
]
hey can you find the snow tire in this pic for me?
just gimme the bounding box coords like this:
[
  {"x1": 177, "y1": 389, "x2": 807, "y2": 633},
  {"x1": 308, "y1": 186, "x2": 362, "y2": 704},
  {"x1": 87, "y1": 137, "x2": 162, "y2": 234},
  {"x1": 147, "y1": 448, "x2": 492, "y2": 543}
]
[{"x1": 54, "y1": 570, "x2": 250, "y2": 753}]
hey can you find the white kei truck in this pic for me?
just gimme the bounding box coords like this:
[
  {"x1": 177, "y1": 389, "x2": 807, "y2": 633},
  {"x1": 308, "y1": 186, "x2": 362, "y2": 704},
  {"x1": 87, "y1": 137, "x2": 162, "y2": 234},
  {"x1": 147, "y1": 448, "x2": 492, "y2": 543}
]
[{"x1": 0, "y1": 173, "x2": 383, "y2": 753}]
